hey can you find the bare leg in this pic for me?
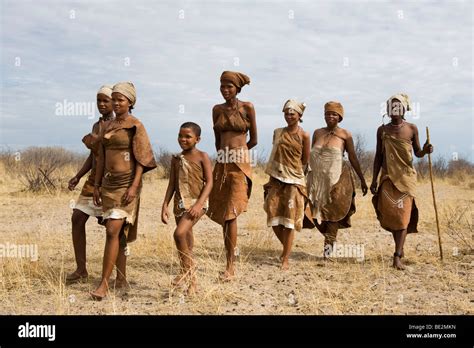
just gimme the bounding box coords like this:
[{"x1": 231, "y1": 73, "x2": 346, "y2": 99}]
[
  {"x1": 173, "y1": 215, "x2": 195, "y2": 254},
  {"x1": 272, "y1": 225, "x2": 285, "y2": 260},
  {"x1": 173, "y1": 216, "x2": 195, "y2": 286},
  {"x1": 90, "y1": 219, "x2": 124, "y2": 300},
  {"x1": 67, "y1": 209, "x2": 89, "y2": 282},
  {"x1": 221, "y1": 218, "x2": 237, "y2": 281},
  {"x1": 186, "y1": 226, "x2": 194, "y2": 253},
  {"x1": 114, "y1": 245, "x2": 127, "y2": 288},
  {"x1": 323, "y1": 222, "x2": 339, "y2": 259},
  {"x1": 280, "y1": 227, "x2": 294, "y2": 270},
  {"x1": 392, "y1": 229, "x2": 407, "y2": 270},
  {"x1": 391, "y1": 233, "x2": 405, "y2": 258},
  {"x1": 186, "y1": 228, "x2": 198, "y2": 296},
  {"x1": 272, "y1": 226, "x2": 285, "y2": 244}
]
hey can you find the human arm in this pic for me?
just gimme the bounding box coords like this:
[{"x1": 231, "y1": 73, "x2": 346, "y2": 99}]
[
  {"x1": 68, "y1": 152, "x2": 93, "y2": 190},
  {"x1": 93, "y1": 143, "x2": 105, "y2": 206},
  {"x1": 345, "y1": 131, "x2": 368, "y2": 196},
  {"x1": 370, "y1": 126, "x2": 383, "y2": 195},
  {"x1": 161, "y1": 157, "x2": 177, "y2": 224},
  {"x1": 245, "y1": 102, "x2": 258, "y2": 150}
]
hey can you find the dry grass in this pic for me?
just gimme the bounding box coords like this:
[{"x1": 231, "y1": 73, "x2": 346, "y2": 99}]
[
  {"x1": 0, "y1": 146, "x2": 86, "y2": 193},
  {"x1": 0, "y1": 158, "x2": 472, "y2": 315}
]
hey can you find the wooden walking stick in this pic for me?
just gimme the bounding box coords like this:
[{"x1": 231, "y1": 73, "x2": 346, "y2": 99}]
[{"x1": 426, "y1": 127, "x2": 443, "y2": 260}]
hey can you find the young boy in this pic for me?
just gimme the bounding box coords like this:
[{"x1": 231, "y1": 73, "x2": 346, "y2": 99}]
[{"x1": 161, "y1": 122, "x2": 213, "y2": 294}]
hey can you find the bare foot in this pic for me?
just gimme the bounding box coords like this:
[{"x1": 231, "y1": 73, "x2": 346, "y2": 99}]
[
  {"x1": 172, "y1": 273, "x2": 188, "y2": 287},
  {"x1": 218, "y1": 269, "x2": 234, "y2": 282},
  {"x1": 393, "y1": 255, "x2": 405, "y2": 270},
  {"x1": 112, "y1": 278, "x2": 130, "y2": 290},
  {"x1": 90, "y1": 287, "x2": 107, "y2": 301},
  {"x1": 187, "y1": 278, "x2": 197, "y2": 296},
  {"x1": 281, "y1": 258, "x2": 290, "y2": 270},
  {"x1": 323, "y1": 254, "x2": 335, "y2": 263},
  {"x1": 66, "y1": 270, "x2": 88, "y2": 284}
]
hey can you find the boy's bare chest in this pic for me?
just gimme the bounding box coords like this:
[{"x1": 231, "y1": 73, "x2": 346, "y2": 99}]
[{"x1": 182, "y1": 153, "x2": 201, "y2": 165}]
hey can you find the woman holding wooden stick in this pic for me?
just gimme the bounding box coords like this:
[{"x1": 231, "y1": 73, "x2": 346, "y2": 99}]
[{"x1": 371, "y1": 93, "x2": 433, "y2": 270}]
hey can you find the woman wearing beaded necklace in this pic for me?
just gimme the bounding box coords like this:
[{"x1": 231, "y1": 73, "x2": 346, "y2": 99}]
[{"x1": 371, "y1": 93, "x2": 433, "y2": 270}]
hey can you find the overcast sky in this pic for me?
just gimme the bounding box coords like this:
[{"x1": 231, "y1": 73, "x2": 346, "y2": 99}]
[{"x1": 1, "y1": 0, "x2": 472, "y2": 161}]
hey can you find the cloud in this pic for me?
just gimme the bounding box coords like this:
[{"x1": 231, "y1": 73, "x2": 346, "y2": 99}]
[{"x1": 1, "y1": 0, "x2": 472, "y2": 161}]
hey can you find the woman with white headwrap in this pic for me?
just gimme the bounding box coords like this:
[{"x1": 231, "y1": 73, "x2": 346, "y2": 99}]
[
  {"x1": 66, "y1": 85, "x2": 115, "y2": 284},
  {"x1": 371, "y1": 93, "x2": 433, "y2": 270},
  {"x1": 263, "y1": 99, "x2": 312, "y2": 270}
]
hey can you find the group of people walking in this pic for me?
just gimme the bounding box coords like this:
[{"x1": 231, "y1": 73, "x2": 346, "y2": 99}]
[{"x1": 66, "y1": 71, "x2": 433, "y2": 299}]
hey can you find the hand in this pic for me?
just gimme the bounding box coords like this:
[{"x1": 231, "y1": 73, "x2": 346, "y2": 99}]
[
  {"x1": 161, "y1": 206, "x2": 169, "y2": 224},
  {"x1": 93, "y1": 186, "x2": 102, "y2": 206},
  {"x1": 68, "y1": 176, "x2": 79, "y2": 191},
  {"x1": 423, "y1": 141, "x2": 433, "y2": 155},
  {"x1": 370, "y1": 181, "x2": 378, "y2": 195},
  {"x1": 187, "y1": 202, "x2": 203, "y2": 220},
  {"x1": 123, "y1": 185, "x2": 138, "y2": 205},
  {"x1": 361, "y1": 180, "x2": 368, "y2": 196}
]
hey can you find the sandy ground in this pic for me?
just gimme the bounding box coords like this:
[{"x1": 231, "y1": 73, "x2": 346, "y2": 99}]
[{"x1": 0, "y1": 167, "x2": 472, "y2": 315}]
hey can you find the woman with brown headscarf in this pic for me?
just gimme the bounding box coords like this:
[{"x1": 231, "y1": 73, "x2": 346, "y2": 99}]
[
  {"x1": 306, "y1": 101, "x2": 368, "y2": 258},
  {"x1": 90, "y1": 82, "x2": 157, "y2": 300},
  {"x1": 207, "y1": 71, "x2": 257, "y2": 281}
]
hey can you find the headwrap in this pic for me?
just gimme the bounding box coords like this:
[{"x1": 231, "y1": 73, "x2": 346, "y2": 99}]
[
  {"x1": 220, "y1": 71, "x2": 250, "y2": 88},
  {"x1": 324, "y1": 101, "x2": 344, "y2": 121},
  {"x1": 282, "y1": 99, "x2": 306, "y2": 116},
  {"x1": 113, "y1": 82, "x2": 136, "y2": 106},
  {"x1": 97, "y1": 85, "x2": 113, "y2": 98},
  {"x1": 387, "y1": 93, "x2": 411, "y2": 112}
]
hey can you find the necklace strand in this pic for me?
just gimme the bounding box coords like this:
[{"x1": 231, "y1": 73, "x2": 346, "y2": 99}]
[{"x1": 389, "y1": 120, "x2": 406, "y2": 129}]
